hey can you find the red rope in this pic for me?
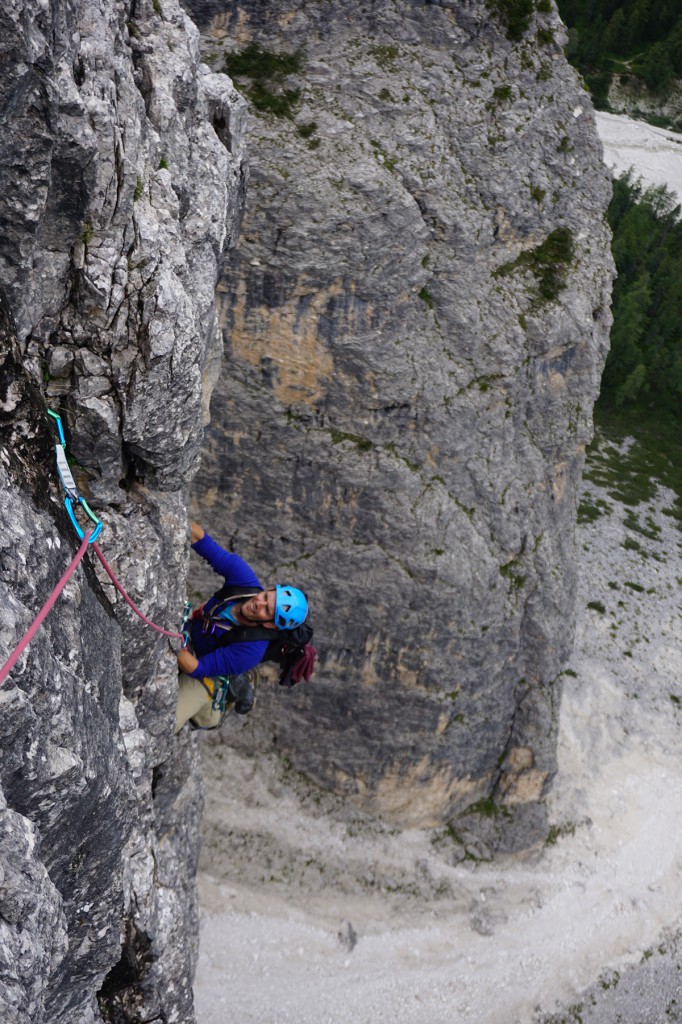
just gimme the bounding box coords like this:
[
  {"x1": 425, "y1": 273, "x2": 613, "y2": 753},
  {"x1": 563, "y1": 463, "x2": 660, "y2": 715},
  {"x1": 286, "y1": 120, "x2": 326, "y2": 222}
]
[
  {"x1": 0, "y1": 533, "x2": 184, "y2": 687},
  {"x1": 91, "y1": 541, "x2": 184, "y2": 640},
  {"x1": 0, "y1": 531, "x2": 92, "y2": 686}
]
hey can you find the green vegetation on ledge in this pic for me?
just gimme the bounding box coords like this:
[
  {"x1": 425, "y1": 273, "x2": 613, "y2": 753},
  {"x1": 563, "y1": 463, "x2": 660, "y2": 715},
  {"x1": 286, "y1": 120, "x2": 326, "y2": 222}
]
[
  {"x1": 486, "y1": 0, "x2": 553, "y2": 43},
  {"x1": 225, "y1": 44, "x2": 303, "y2": 119},
  {"x1": 494, "y1": 227, "x2": 574, "y2": 305}
]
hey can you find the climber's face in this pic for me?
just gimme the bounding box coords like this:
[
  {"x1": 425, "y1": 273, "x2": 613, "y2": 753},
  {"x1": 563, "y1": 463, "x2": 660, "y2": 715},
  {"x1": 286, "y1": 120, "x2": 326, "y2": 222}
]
[{"x1": 238, "y1": 589, "x2": 277, "y2": 627}]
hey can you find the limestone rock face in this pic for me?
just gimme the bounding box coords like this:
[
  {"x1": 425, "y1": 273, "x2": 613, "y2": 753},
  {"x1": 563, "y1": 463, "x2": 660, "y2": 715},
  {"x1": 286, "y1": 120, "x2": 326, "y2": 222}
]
[
  {"x1": 188, "y1": 0, "x2": 614, "y2": 847},
  {"x1": 0, "y1": 1, "x2": 245, "y2": 1021}
]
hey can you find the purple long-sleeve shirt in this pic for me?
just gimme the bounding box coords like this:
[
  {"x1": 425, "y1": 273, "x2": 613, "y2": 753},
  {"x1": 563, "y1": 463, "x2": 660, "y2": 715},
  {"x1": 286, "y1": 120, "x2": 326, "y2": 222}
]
[{"x1": 188, "y1": 534, "x2": 269, "y2": 680}]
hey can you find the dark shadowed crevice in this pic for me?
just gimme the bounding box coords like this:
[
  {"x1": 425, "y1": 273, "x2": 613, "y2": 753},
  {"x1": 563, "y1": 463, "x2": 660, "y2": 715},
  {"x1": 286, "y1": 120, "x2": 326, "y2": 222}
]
[{"x1": 97, "y1": 919, "x2": 157, "y2": 1024}]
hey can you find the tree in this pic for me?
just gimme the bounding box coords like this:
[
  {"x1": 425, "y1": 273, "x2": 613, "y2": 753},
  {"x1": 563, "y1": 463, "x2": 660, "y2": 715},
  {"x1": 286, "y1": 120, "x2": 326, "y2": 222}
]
[
  {"x1": 602, "y1": 272, "x2": 652, "y2": 399},
  {"x1": 604, "y1": 9, "x2": 627, "y2": 54},
  {"x1": 640, "y1": 41, "x2": 675, "y2": 92},
  {"x1": 603, "y1": 174, "x2": 682, "y2": 418}
]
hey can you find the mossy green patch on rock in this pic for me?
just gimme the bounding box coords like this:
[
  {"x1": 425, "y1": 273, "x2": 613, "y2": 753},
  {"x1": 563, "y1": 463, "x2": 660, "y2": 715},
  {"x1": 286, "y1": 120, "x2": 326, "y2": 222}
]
[
  {"x1": 494, "y1": 227, "x2": 575, "y2": 305},
  {"x1": 486, "y1": 0, "x2": 536, "y2": 41},
  {"x1": 329, "y1": 428, "x2": 373, "y2": 452},
  {"x1": 297, "y1": 121, "x2": 317, "y2": 139},
  {"x1": 467, "y1": 795, "x2": 511, "y2": 819},
  {"x1": 369, "y1": 44, "x2": 400, "y2": 69},
  {"x1": 225, "y1": 44, "x2": 303, "y2": 119},
  {"x1": 500, "y1": 560, "x2": 526, "y2": 591},
  {"x1": 544, "y1": 821, "x2": 576, "y2": 846}
]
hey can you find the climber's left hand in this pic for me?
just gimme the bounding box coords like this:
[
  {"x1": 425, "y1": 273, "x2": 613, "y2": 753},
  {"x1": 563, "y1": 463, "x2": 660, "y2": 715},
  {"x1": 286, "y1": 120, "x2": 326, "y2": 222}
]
[{"x1": 177, "y1": 647, "x2": 199, "y2": 674}]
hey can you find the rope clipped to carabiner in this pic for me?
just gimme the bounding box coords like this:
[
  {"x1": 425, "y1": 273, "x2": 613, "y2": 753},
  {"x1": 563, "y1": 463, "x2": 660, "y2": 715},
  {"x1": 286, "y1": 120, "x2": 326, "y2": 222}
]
[
  {"x1": 0, "y1": 409, "x2": 189, "y2": 686},
  {"x1": 47, "y1": 408, "x2": 185, "y2": 640},
  {"x1": 47, "y1": 409, "x2": 103, "y2": 543}
]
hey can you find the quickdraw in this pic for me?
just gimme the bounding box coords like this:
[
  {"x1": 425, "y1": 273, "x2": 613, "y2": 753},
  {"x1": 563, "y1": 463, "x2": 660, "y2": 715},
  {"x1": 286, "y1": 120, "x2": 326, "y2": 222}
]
[
  {"x1": 0, "y1": 409, "x2": 188, "y2": 686},
  {"x1": 47, "y1": 407, "x2": 184, "y2": 641},
  {"x1": 190, "y1": 674, "x2": 232, "y2": 732},
  {"x1": 211, "y1": 676, "x2": 231, "y2": 714},
  {"x1": 47, "y1": 409, "x2": 103, "y2": 543},
  {"x1": 180, "y1": 600, "x2": 193, "y2": 648}
]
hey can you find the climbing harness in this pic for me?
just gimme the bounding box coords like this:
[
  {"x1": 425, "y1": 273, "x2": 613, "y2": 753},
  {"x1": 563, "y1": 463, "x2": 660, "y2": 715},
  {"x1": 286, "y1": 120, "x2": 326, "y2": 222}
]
[
  {"x1": 0, "y1": 409, "x2": 186, "y2": 686},
  {"x1": 190, "y1": 668, "x2": 259, "y2": 731},
  {"x1": 183, "y1": 674, "x2": 232, "y2": 732},
  {"x1": 201, "y1": 674, "x2": 231, "y2": 714}
]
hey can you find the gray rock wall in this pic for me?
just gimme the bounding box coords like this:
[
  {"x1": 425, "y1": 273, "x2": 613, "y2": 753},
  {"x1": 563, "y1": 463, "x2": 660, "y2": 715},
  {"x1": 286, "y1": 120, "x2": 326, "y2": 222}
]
[
  {"x1": 606, "y1": 76, "x2": 682, "y2": 127},
  {"x1": 188, "y1": 0, "x2": 614, "y2": 849},
  {"x1": 0, "y1": 1, "x2": 245, "y2": 1020}
]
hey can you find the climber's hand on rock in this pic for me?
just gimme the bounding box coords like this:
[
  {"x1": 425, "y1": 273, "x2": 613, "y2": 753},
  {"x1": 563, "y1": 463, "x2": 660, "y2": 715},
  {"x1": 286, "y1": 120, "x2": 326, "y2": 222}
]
[
  {"x1": 190, "y1": 521, "x2": 204, "y2": 544},
  {"x1": 177, "y1": 648, "x2": 199, "y2": 674}
]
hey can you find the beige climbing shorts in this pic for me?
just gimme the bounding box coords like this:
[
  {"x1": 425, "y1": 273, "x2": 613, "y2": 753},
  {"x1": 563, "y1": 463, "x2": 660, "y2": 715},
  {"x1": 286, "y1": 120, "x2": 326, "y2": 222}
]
[{"x1": 175, "y1": 673, "x2": 223, "y2": 733}]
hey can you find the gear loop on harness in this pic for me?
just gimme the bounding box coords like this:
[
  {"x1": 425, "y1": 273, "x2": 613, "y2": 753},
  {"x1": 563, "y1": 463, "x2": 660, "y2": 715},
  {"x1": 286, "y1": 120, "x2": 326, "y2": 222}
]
[{"x1": 209, "y1": 675, "x2": 231, "y2": 713}]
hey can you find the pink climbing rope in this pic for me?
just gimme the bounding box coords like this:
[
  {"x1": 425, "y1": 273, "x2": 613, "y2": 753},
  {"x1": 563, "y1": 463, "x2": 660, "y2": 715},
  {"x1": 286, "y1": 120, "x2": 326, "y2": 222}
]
[
  {"x1": 0, "y1": 407, "x2": 185, "y2": 687},
  {"x1": 0, "y1": 531, "x2": 92, "y2": 687},
  {"x1": 91, "y1": 542, "x2": 184, "y2": 640},
  {"x1": 0, "y1": 534, "x2": 185, "y2": 688}
]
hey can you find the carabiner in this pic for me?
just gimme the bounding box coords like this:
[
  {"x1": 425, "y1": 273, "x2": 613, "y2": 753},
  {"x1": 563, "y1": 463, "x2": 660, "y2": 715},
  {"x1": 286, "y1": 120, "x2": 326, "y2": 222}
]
[
  {"x1": 211, "y1": 676, "x2": 230, "y2": 713},
  {"x1": 48, "y1": 409, "x2": 103, "y2": 545},
  {"x1": 180, "y1": 601, "x2": 192, "y2": 649},
  {"x1": 64, "y1": 495, "x2": 103, "y2": 543}
]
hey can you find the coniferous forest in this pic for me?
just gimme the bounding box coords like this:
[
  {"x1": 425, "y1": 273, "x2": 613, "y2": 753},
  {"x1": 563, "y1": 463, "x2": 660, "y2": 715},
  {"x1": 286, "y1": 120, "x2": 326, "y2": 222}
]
[
  {"x1": 604, "y1": 173, "x2": 682, "y2": 420},
  {"x1": 555, "y1": 3, "x2": 681, "y2": 508},
  {"x1": 557, "y1": 0, "x2": 682, "y2": 106}
]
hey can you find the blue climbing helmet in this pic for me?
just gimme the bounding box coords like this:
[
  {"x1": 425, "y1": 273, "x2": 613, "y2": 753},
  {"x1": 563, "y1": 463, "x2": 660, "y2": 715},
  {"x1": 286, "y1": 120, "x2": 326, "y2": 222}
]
[{"x1": 274, "y1": 585, "x2": 308, "y2": 630}]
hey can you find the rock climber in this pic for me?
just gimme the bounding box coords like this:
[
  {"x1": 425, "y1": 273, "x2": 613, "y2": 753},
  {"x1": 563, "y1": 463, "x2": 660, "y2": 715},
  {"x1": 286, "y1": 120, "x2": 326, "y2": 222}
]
[{"x1": 175, "y1": 521, "x2": 309, "y2": 732}]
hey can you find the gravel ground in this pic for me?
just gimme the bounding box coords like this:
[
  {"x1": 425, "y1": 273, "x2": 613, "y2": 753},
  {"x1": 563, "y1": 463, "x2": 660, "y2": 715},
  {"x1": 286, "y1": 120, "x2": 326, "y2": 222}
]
[
  {"x1": 194, "y1": 432, "x2": 681, "y2": 1024},
  {"x1": 194, "y1": 114, "x2": 682, "y2": 1024},
  {"x1": 595, "y1": 110, "x2": 682, "y2": 201}
]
